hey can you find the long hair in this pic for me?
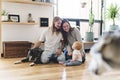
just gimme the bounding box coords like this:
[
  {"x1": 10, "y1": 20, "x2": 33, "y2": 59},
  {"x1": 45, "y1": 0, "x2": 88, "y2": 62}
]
[
  {"x1": 61, "y1": 19, "x2": 74, "y2": 45},
  {"x1": 51, "y1": 16, "x2": 62, "y2": 34}
]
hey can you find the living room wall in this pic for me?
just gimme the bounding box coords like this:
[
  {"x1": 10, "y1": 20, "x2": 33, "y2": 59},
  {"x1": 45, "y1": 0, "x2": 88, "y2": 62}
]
[{"x1": 2, "y1": 1, "x2": 54, "y2": 43}]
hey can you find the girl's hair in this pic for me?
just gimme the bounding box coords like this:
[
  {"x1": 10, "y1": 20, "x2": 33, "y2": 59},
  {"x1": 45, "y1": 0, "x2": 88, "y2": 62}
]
[
  {"x1": 61, "y1": 19, "x2": 74, "y2": 45},
  {"x1": 51, "y1": 16, "x2": 62, "y2": 33},
  {"x1": 73, "y1": 41, "x2": 82, "y2": 50}
]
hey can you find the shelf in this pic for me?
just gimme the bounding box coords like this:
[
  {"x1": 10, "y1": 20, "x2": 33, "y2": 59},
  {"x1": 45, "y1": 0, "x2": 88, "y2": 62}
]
[
  {"x1": 83, "y1": 41, "x2": 96, "y2": 50},
  {"x1": 2, "y1": 22, "x2": 37, "y2": 25},
  {"x1": 2, "y1": 0, "x2": 54, "y2": 7},
  {"x1": 83, "y1": 41, "x2": 97, "y2": 44}
]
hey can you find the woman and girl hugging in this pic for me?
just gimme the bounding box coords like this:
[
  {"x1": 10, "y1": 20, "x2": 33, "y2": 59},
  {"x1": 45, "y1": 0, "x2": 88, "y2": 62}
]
[{"x1": 14, "y1": 16, "x2": 86, "y2": 66}]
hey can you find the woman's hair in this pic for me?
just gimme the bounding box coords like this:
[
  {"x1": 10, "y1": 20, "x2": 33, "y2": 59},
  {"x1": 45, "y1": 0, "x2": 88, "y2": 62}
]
[
  {"x1": 51, "y1": 16, "x2": 62, "y2": 33},
  {"x1": 61, "y1": 19, "x2": 74, "y2": 45}
]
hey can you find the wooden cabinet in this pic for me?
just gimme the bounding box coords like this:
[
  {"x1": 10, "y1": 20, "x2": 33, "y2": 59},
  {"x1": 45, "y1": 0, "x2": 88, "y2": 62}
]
[
  {"x1": 83, "y1": 41, "x2": 96, "y2": 50},
  {"x1": 3, "y1": 41, "x2": 32, "y2": 58}
]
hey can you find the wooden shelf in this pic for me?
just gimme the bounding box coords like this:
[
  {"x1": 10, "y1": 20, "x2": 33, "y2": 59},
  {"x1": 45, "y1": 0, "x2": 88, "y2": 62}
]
[
  {"x1": 2, "y1": 0, "x2": 54, "y2": 7},
  {"x1": 83, "y1": 41, "x2": 97, "y2": 50},
  {"x1": 83, "y1": 41, "x2": 95, "y2": 44},
  {"x1": 2, "y1": 22, "x2": 37, "y2": 25}
]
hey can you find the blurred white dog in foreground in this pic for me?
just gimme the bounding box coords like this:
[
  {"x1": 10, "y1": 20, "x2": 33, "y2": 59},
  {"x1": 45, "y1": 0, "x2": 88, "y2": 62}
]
[{"x1": 88, "y1": 30, "x2": 120, "y2": 75}]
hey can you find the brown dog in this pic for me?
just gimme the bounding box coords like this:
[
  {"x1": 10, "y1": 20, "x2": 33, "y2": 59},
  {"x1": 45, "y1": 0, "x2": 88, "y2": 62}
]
[{"x1": 88, "y1": 30, "x2": 120, "y2": 75}]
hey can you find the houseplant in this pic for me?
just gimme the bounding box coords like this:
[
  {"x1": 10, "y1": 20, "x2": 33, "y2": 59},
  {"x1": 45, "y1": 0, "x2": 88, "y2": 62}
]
[
  {"x1": 105, "y1": 3, "x2": 120, "y2": 31},
  {"x1": 85, "y1": 0, "x2": 94, "y2": 42},
  {"x1": 1, "y1": 10, "x2": 9, "y2": 21}
]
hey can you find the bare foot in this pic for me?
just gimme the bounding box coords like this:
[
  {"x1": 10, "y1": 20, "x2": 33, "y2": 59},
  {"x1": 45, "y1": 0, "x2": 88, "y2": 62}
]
[
  {"x1": 63, "y1": 64, "x2": 66, "y2": 67},
  {"x1": 29, "y1": 62, "x2": 35, "y2": 66},
  {"x1": 59, "y1": 61, "x2": 63, "y2": 65},
  {"x1": 14, "y1": 60, "x2": 22, "y2": 64}
]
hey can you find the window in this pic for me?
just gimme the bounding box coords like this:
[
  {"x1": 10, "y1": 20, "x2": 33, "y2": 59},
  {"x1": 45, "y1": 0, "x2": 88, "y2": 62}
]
[{"x1": 54, "y1": 0, "x2": 102, "y2": 39}]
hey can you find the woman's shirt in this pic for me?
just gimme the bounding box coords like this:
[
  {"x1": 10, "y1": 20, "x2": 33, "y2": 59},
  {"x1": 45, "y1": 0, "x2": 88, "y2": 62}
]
[
  {"x1": 39, "y1": 27, "x2": 63, "y2": 53},
  {"x1": 66, "y1": 28, "x2": 84, "y2": 53}
]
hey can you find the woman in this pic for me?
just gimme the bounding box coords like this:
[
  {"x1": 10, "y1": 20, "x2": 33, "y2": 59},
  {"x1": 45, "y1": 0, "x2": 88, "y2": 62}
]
[
  {"x1": 61, "y1": 19, "x2": 85, "y2": 63},
  {"x1": 14, "y1": 16, "x2": 65, "y2": 66},
  {"x1": 38, "y1": 16, "x2": 65, "y2": 64}
]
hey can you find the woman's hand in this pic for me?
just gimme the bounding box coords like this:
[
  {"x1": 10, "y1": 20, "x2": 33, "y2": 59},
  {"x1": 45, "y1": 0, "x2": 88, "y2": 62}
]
[{"x1": 68, "y1": 52, "x2": 72, "y2": 56}]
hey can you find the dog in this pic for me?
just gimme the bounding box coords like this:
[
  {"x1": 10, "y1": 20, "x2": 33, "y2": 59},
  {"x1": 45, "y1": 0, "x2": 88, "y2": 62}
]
[
  {"x1": 14, "y1": 48, "x2": 43, "y2": 66},
  {"x1": 88, "y1": 30, "x2": 120, "y2": 75}
]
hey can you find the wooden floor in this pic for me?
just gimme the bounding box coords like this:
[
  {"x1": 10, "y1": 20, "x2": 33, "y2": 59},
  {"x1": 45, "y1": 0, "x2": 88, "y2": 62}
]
[{"x1": 0, "y1": 53, "x2": 120, "y2": 80}]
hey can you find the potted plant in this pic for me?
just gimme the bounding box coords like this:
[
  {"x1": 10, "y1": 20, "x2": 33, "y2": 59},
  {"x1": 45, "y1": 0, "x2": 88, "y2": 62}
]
[
  {"x1": 105, "y1": 3, "x2": 120, "y2": 31},
  {"x1": 85, "y1": 0, "x2": 94, "y2": 42},
  {"x1": 1, "y1": 10, "x2": 9, "y2": 21}
]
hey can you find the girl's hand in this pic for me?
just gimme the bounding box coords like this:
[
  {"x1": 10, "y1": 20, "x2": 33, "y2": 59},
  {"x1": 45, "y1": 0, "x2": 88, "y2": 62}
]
[
  {"x1": 68, "y1": 52, "x2": 72, "y2": 56},
  {"x1": 70, "y1": 60, "x2": 74, "y2": 62}
]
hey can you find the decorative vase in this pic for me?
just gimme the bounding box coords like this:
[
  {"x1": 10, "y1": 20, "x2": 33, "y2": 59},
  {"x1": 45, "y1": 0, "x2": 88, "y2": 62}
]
[
  {"x1": 46, "y1": 0, "x2": 50, "y2": 3},
  {"x1": 85, "y1": 32, "x2": 94, "y2": 42},
  {"x1": 108, "y1": 25, "x2": 119, "y2": 31},
  {"x1": 2, "y1": 16, "x2": 8, "y2": 22}
]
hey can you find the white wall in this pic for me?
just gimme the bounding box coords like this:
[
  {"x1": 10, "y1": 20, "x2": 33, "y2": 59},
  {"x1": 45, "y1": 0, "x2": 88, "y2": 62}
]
[{"x1": 2, "y1": 1, "x2": 54, "y2": 43}]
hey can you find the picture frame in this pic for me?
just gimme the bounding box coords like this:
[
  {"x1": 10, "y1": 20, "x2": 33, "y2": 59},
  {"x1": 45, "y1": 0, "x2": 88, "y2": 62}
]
[
  {"x1": 40, "y1": 17, "x2": 49, "y2": 27},
  {"x1": 8, "y1": 14, "x2": 20, "y2": 22}
]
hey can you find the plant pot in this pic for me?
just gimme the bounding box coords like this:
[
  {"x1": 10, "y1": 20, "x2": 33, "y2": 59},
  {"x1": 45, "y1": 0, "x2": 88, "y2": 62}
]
[
  {"x1": 2, "y1": 16, "x2": 8, "y2": 22},
  {"x1": 85, "y1": 32, "x2": 94, "y2": 42},
  {"x1": 46, "y1": 0, "x2": 50, "y2": 2},
  {"x1": 109, "y1": 25, "x2": 119, "y2": 31},
  {"x1": 105, "y1": 25, "x2": 119, "y2": 32}
]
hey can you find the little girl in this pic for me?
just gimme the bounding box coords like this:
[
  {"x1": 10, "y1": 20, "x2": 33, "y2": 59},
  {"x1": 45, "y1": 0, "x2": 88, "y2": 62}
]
[{"x1": 59, "y1": 41, "x2": 83, "y2": 66}]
